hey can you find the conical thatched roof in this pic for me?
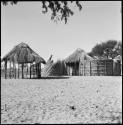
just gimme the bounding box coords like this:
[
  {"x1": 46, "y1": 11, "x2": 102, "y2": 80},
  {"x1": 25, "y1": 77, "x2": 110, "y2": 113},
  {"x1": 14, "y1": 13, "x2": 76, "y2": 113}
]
[
  {"x1": 1, "y1": 42, "x2": 46, "y2": 64},
  {"x1": 65, "y1": 48, "x2": 93, "y2": 63}
]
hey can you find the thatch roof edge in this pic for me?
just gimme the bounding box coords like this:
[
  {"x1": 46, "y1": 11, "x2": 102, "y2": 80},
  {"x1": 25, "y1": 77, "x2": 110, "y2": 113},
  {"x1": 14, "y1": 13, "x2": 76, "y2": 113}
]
[{"x1": 1, "y1": 42, "x2": 46, "y2": 64}]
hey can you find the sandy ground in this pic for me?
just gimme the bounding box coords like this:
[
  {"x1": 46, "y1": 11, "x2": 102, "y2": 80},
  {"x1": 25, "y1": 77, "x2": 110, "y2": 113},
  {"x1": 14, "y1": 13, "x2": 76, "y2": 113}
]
[{"x1": 1, "y1": 76, "x2": 122, "y2": 124}]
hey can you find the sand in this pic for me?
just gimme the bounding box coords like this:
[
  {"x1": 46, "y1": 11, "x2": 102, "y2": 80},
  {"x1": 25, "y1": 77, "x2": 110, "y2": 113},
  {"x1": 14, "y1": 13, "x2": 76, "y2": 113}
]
[{"x1": 1, "y1": 76, "x2": 122, "y2": 124}]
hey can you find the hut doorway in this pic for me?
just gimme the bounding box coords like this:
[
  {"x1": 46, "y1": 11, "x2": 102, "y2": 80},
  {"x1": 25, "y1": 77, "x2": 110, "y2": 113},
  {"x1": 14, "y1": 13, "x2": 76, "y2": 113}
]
[
  {"x1": 30, "y1": 63, "x2": 41, "y2": 78},
  {"x1": 66, "y1": 63, "x2": 80, "y2": 76}
]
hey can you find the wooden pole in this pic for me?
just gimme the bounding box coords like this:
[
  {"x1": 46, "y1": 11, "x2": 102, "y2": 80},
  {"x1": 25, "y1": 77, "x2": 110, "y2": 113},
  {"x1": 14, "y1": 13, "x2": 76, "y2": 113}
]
[
  {"x1": 9, "y1": 61, "x2": 11, "y2": 79},
  {"x1": 69, "y1": 67, "x2": 71, "y2": 76},
  {"x1": 40, "y1": 64, "x2": 42, "y2": 76},
  {"x1": 35, "y1": 64, "x2": 37, "y2": 78},
  {"x1": 68, "y1": 66, "x2": 70, "y2": 76},
  {"x1": 79, "y1": 59, "x2": 81, "y2": 76},
  {"x1": 68, "y1": 66, "x2": 69, "y2": 75},
  {"x1": 97, "y1": 61, "x2": 99, "y2": 76},
  {"x1": 81, "y1": 63, "x2": 84, "y2": 76},
  {"x1": 79, "y1": 61, "x2": 80, "y2": 76},
  {"x1": 75, "y1": 62, "x2": 76, "y2": 76},
  {"x1": 83, "y1": 60, "x2": 85, "y2": 76},
  {"x1": 34, "y1": 65, "x2": 36, "y2": 78},
  {"x1": 81, "y1": 63, "x2": 83, "y2": 76},
  {"x1": 15, "y1": 63, "x2": 16, "y2": 79},
  {"x1": 30, "y1": 63, "x2": 31, "y2": 79},
  {"x1": 90, "y1": 61, "x2": 91, "y2": 76},
  {"x1": 37, "y1": 63, "x2": 40, "y2": 78},
  {"x1": 33, "y1": 65, "x2": 37, "y2": 77},
  {"x1": 36, "y1": 64, "x2": 39, "y2": 77},
  {"x1": 5, "y1": 60, "x2": 7, "y2": 79},
  {"x1": 36, "y1": 64, "x2": 37, "y2": 78},
  {"x1": 73, "y1": 63, "x2": 76, "y2": 76},
  {"x1": 13, "y1": 61, "x2": 14, "y2": 78},
  {"x1": 75, "y1": 62, "x2": 77, "y2": 76},
  {"x1": 27, "y1": 63, "x2": 28, "y2": 78},
  {"x1": 13, "y1": 61, "x2": 16, "y2": 79},
  {"x1": 73, "y1": 63, "x2": 74, "y2": 76},
  {"x1": 67, "y1": 65, "x2": 68, "y2": 75},
  {"x1": 112, "y1": 60, "x2": 114, "y2": 76},
  {"x1": 33, "y1": 65, "x2": 34, "y2": 78},
  {"x1": 97, "y1": 61, "x2": 98, "y2": 76},
  {"x1": 105, "y1": 60, "x2": 106, "y2": 76},
  {"x1": 6, "y1": 60, "x2": 8, "y2": 79},
  {"x1": 38, "y1": 63, "x2": 39, "y2": 78},
  {"x1": 18, "y1": 63, "x2": 19, "y2": 78},
  {"x1": 22, "y1": 63, "x2": 24, "y2": 79}
]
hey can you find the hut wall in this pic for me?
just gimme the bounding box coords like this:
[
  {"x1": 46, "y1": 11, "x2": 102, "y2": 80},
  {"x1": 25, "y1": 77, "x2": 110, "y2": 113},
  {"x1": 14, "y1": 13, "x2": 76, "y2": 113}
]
[
  {"x1": 83, "y1": 60, "x2": 91, "y2": 76},
  {"x1": 87, "y1": 59, "x2": 113, "y2": 76},
  {"x1": 113, "y1": 60, "x2": 121, "y2": 76},
  {"x1": 66, "y1": 59, "x2": 115, "y2": 76},
  {"x1": 96, "y1": 60, "x2": 106, "y2": 76},
  {"x1": 90, "y1": 60, "x2": 98, "y2": 76},
  {"x1": 79, "y1": 62, "x2": 84, "y2": 76},
  {"x1": 105, "y1": 60, "x2": 113, "y2": 76}
]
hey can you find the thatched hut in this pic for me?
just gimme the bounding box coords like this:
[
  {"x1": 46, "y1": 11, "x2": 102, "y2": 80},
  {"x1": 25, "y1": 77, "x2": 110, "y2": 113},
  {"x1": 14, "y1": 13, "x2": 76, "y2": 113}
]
[
  {"x1": 65, "y1": 48, "x2": 93, "y2": 76},
  {"x1": 1, "y1": 42, "x2": 46, "y2": 79}
]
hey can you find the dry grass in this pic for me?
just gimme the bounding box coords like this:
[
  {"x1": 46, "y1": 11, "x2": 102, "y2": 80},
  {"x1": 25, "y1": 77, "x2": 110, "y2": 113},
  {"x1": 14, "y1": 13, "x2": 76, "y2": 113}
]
[{"x1": 1, "y1": 76, "x2": 122, "y2": 124}]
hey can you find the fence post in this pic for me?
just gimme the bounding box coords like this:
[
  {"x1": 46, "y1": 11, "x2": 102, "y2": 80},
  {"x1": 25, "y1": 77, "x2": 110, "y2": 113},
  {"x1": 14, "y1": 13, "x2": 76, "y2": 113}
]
[
  {"x1": 22, "y1": 63, "x2": 24, "y2": 79},
  {"x1": 68, "y1": 66, "x2": 70, "y2": 76},
  {"x1": 5, "y1": 60, "x2": 7, "y2": 79},
  {"x1": 18, "y1": 63, "x2": 19, "y2": 78},
  {"x1": 30, "y1": 63, "x2": 31, "y2": 79},
  {"x1": 9, "y1": 61, "x2": 11, "y2": 79},
  {"x1": 83, "y1": 61, "x2": 84, "y2": 76},
  {"x1": 112, "y1": 60, "x2": 114, "y2": 76},
  {"x1": 105, "y1": 60, "x2": 106, "y2": 76},
  {"x1": 120, "y1": 60, "x2": 122, "y2": 76},
  {"x1": 40, "y1": 64, "x2": 42, "y2": 76},
  {"x1": 79, "y1": 60, "x2": 81, "y2": 76},
  {"x1": 97, "y1": 61, "x2": 99, "y2": 76},
  {"x1": 15, "y1": 63, "x2": 16, "y2": 79},
  {"x1": 90, "y1": 61, "x2": 91, "y2": 76}
]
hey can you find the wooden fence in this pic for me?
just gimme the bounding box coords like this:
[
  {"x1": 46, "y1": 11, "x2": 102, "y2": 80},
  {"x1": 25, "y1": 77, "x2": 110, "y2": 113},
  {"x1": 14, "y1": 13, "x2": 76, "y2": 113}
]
[
  {"x1": 1, "y1": 59, "x2": 121, "y2": 78},
  {"x1": 1, "y1": 63, "x2": 41, "y2": 79},
  {"x1": 66, "y1": 59, "x2": 121, "y2": 76}
]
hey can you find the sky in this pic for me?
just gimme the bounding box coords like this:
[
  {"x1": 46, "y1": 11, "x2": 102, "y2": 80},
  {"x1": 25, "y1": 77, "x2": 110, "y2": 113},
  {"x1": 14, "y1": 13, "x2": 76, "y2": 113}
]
[{"x1": 1, "y1": 1, "x2": 121, "y2": 62}]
